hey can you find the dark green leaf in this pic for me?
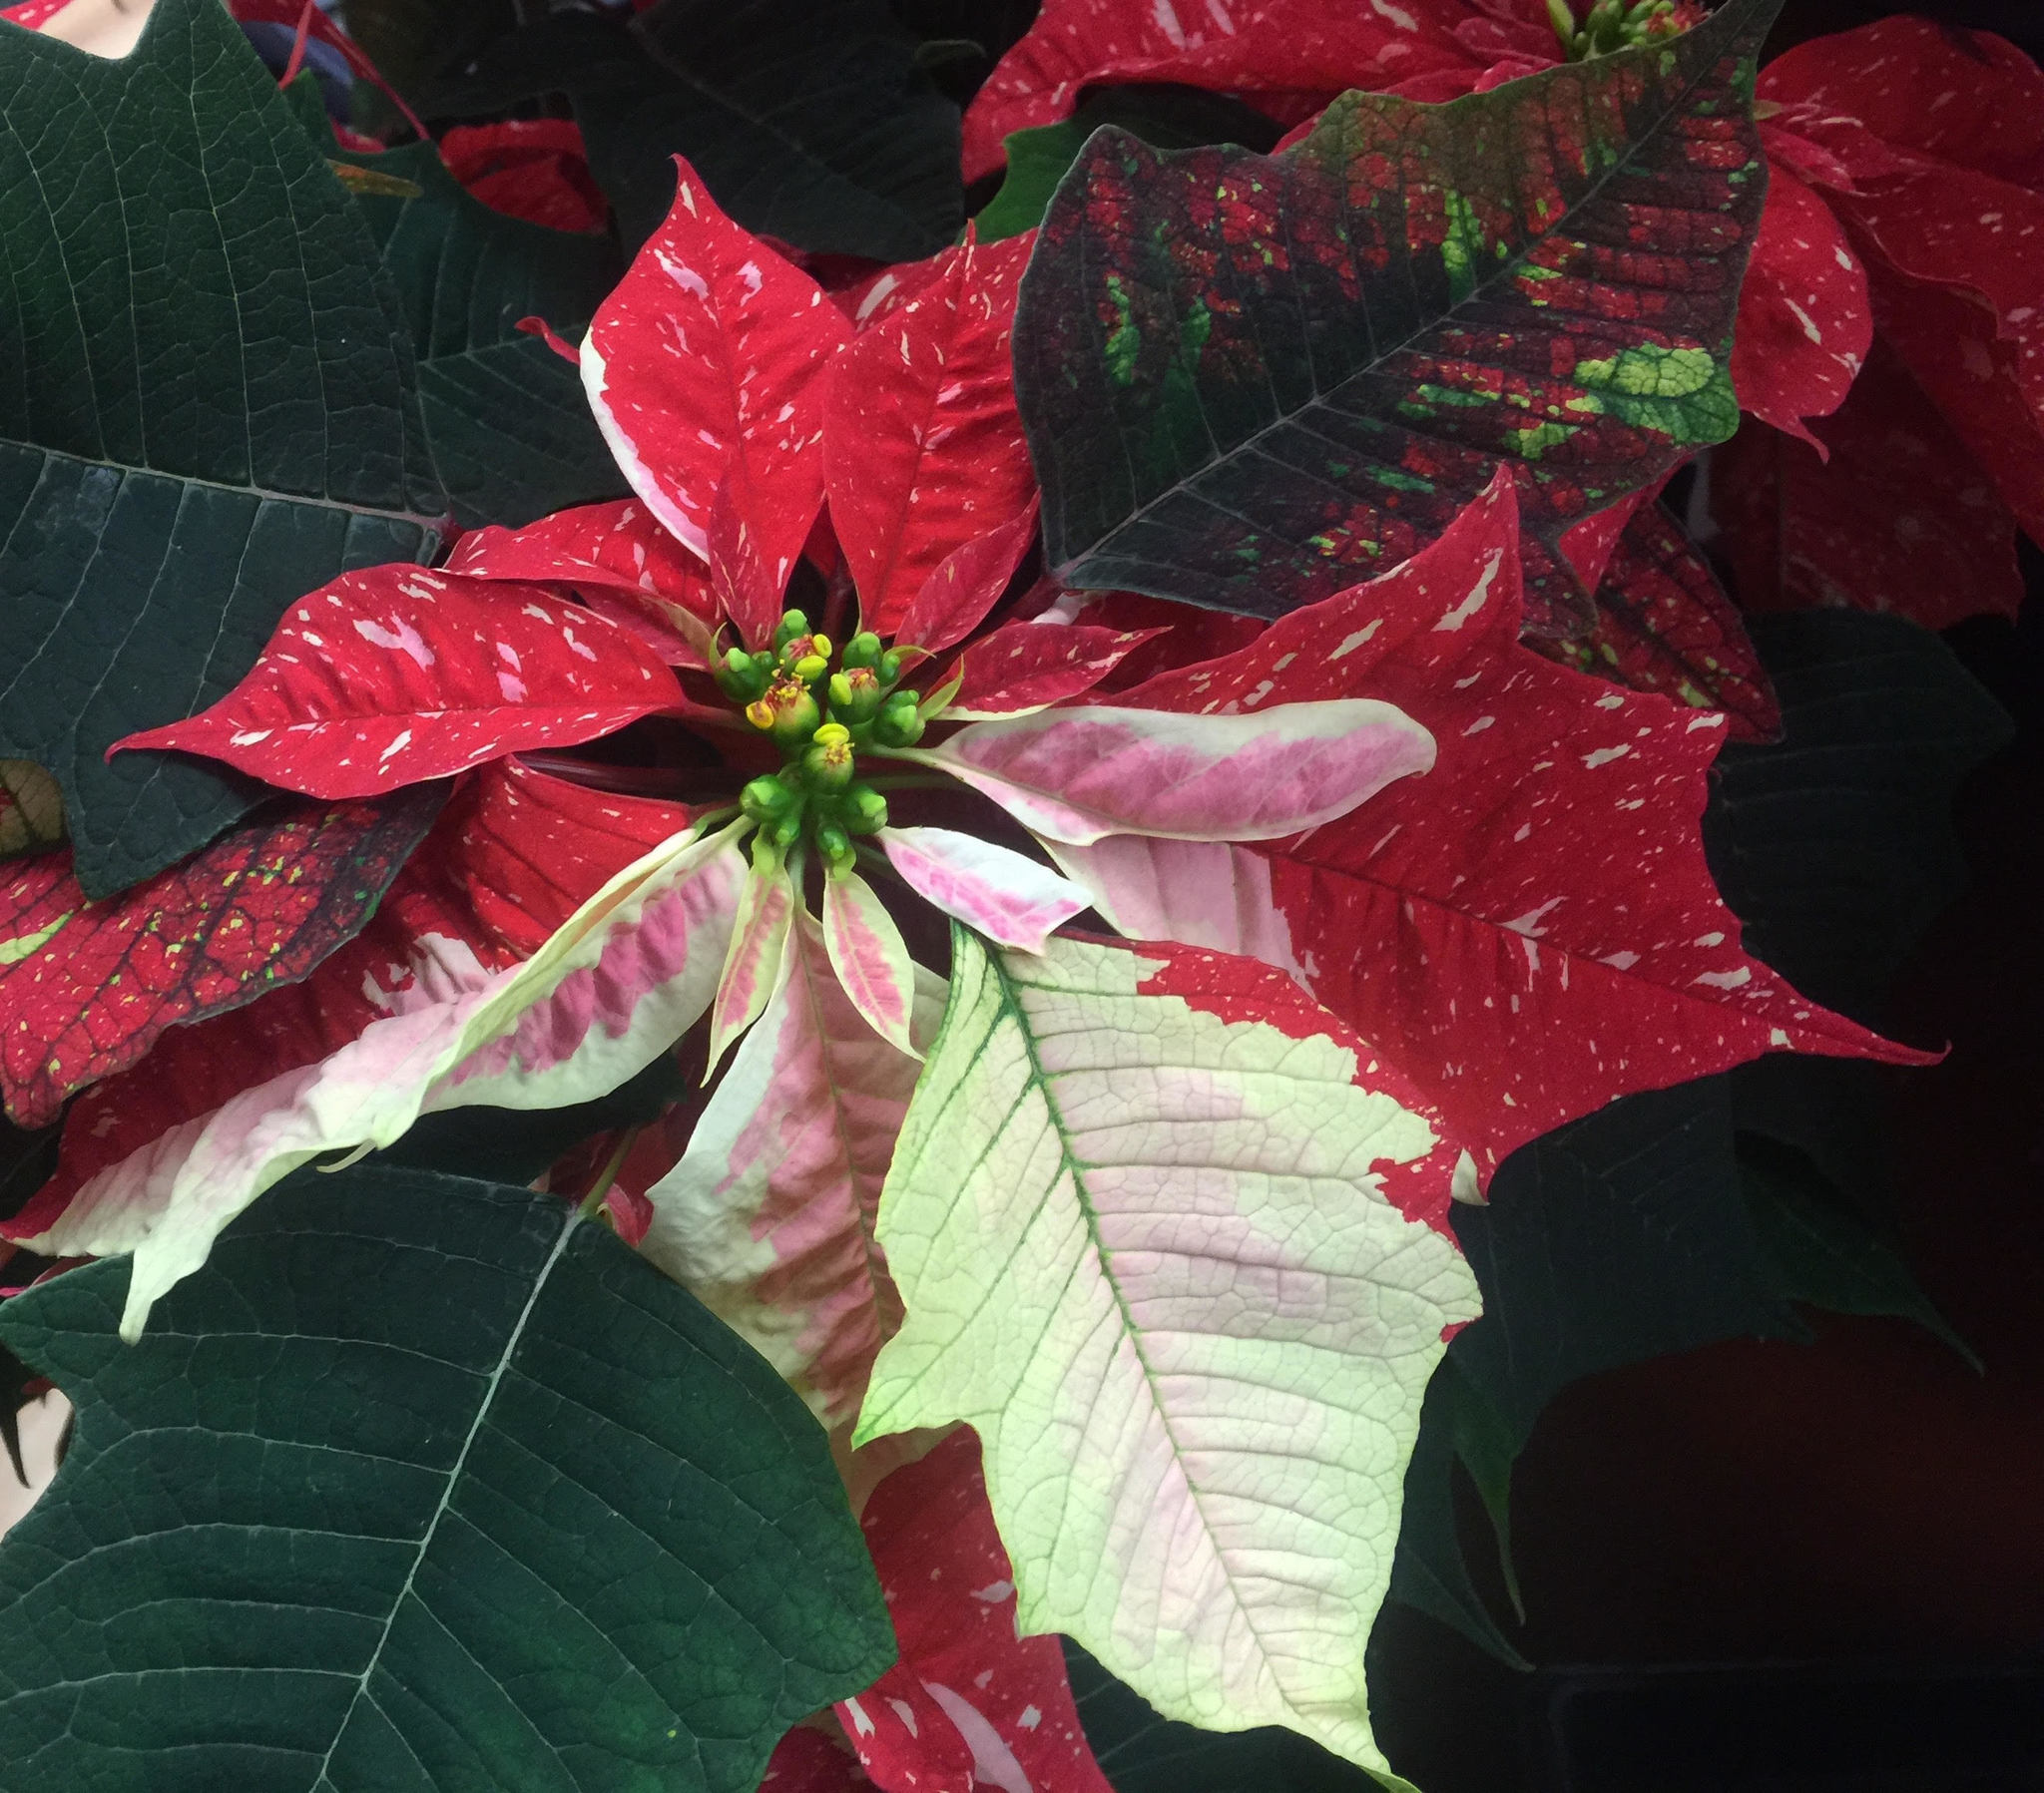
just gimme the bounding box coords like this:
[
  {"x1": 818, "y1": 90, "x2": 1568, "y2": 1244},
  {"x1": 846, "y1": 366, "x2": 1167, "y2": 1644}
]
[
  {"x1": 374, "y1": 1052, "x2": 687, "y2": 1185},
  {"x1": 628, "y1": 0, "x2": 961, "y2": 259},
  {"x1": 1061, "y1": 1638, "x2": 1383, "y2": 1793},
  {"x1": 1012, "y1": 0, "x2": 1779, "y2": 633},
  {"x1": 288, "y1": 78, "x2": 630, "y2": 528},
  {"x1": 1739, "y1": 1133, "x2": 1980, "y2": 1370},
  {"x1": 1447, "y1": 1080, "x2": 1797, "y2": 1446},
  {"x1": 343, "y1": 0, "x2": 519, "y2": 136},
  {"x1": 0, "y1": 1163, "x2": 894, "y2": 1790},
  {"x1": 1703, "y1": 610, "x2": 2014, "y2": 1024},
  {"x1": 430, "y1": 1, "x2": 962, "y2": 260},
  {"x1": 1385, "y1": 1367, "x2": 1530, "y2": 1671},
  {"x1": 977, "y1": 122, "x2": 1090, "y2": 244},
  {"x1": 975, "y1": 86, "x2": 1283, "y2": 244},
  {"x1": 0, "y1": 0, "x2": 444, "y2": 897}
]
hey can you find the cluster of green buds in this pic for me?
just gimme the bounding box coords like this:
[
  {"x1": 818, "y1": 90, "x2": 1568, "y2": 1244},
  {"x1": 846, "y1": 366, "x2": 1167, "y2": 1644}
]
[
  {"x1": 1547, "y1": 0, "x2": 1684, "y2": 57},
  {"x1": 716, "y1": 610, "x2": 926, "y2": 875}
]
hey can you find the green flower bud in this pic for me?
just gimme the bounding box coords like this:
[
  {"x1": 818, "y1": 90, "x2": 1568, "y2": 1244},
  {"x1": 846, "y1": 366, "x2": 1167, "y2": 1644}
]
[
  {"x1": 740, "y1": 774, "x2": 799, "y2": 823},
  {"x1": 842, "y1": 631, "x2": 883, "y2": 670},
  {"x1": 814, "y1": 822, "x2": 855, "y2": 876},
  {"x1": 843, "y1": 783, "x2": 888, "y2": 834},
  {"x1": 876, "y1": 650, "x2": 904, "y2": 685},
  {"x1": 770, "y1": 811, "x2": 804, "y2": 848},
  {"x1": 871, "y1": 699, "x2": 925, "y2": 748},
  {"x1": 716, "y1": 647, "x2": 769, "y2": 702},
  {"x1": 772, "y1": 610, "x2": 811, "y2": 652}
]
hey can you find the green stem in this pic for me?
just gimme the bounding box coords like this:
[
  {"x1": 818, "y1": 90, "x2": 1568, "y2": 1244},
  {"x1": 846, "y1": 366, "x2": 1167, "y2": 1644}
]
[{"x1": 577, "y1": 1128, "x2": 641, "y2": 1222}]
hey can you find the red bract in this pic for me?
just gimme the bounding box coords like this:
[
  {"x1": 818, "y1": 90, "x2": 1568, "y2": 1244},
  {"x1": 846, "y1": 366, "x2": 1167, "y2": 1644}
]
[
  {"x1": 0, "y1": 786, "x2": 441, "y2": 1128},
  {"x1": 1087, "y1": 474, "x2": 1926, "y2": 1185},
  {"x1": 110, "y1": 567, "x2": 684, "y2": 799},
  {"x1": 438, "y1": 119, "x2": 607, "y2": 235},
  {"x1": 582, "y1": 160, "x2": 852, "y2": 646},
  {"x1": 1545, "y1": 493, "x2": 1782, "y2": 742},
  {"x1": 1758, "y1": 19, "x2": 2044, "y2": 546},
  {"x1": 960, "y1": 0, "x2": 1482, "y2": 182},
  {"x1": 823, "y1": 234, "x2": 1038, "y2": 637},
  {"x1": 942, "y1": 622, "x2": 1163, "y2": 717},
  {"x1": 1715, "y1": 341, "x2": 2027, "y2": 631},
  {"x1": 1726, "y1": 164, "x2": 1871, "y2": 450},
  {"x1": 840, "y1": 1430, "x2": 1112, "y2": 1793}
]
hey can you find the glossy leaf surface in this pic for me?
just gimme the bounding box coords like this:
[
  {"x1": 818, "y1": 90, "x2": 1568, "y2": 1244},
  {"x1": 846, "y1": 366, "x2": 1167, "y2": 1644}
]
[
  {"x1": 320, "y1": 96, "x2": 630, "y2": 529},
  {"x1": 857, "y1": 927, "x2": 1479, "y2": 1774},
  {"x1": 0, "y1": 0, "x2": 443, "y2": 896},
  {"x1": 0, "y1": 1165, "x2": 895, "y2": 1790},
  {"x1": 1012, "y1": 0, "x2": 1779, "y2": 631}
]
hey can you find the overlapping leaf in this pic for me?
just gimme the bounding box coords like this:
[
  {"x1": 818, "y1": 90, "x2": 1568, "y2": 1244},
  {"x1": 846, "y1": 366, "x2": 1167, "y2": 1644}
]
[
  {"x1": 856, "y1": 926, "x2": 1479, "y2": 1776},
  {"x1": 0, "y1": 0, "x2": 444, "y2": 897},
  {"x1": 838, "y1": 1430, "x2": 1115, "y2": 1793},
  {"x1": 1012, "y1": 0, "x2": 1778, "y2": 633},
  {"x1": 310, "y1": 88, "x2": 630, "y2": 529},
  {"x1": 961, "y1": 0, "x2": 1470, "y2": 183},
  {"x1": 0, "y1": 786, "x2": 443, "y2": 1129},
  {"x1": 113, "y1": 566, "x2": 683, "y2": 798},
  {"x1": 1539, "y1": 495, "x2": 1782, "y2": 742},
  {"x1": 1068, "y1": 475, "x2": 1922, "y2": 1184},
  {"x1": 1715, "y1": 342, "x2": 2027, "y2": 630},
  {"x1": 427, "y1": 0, "x2": 961, "y2": 259},
  {"x1": 583, "y1": 163, "x2": 850, "y2": 645},
  {"x1": 644, "y1": 912, "x2": 936, "y2": 1426},
  {"x1": 823, "y1": 234, "x2": 1037, "y2": 636},
  {"x1": 0, "y1": 1165, "x2": 895, "y2": 1790},
  {"x1": 17, "y1": 760, "x2": 696, "y2": 1241},
  {"x1": 13, "y1": 781, "x2": 732, "y2": 1339}
]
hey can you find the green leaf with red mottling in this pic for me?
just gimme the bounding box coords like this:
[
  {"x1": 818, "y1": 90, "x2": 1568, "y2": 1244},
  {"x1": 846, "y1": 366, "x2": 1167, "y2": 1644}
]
[
  {"x1": 1012, "y1": 0, "x2": 1779, "y2": 636},
  {"x1": 1534, "y1": 496, "x2": 1782, "y2": 742},
  {"x1": 0, "y1": 785, "x2": 444, "y2": 1128}
]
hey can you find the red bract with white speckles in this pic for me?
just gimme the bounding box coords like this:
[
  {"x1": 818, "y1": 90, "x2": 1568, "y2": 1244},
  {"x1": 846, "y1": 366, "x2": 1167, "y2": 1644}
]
[
  {"x1": 837, "y1": 1430, "x2": 1112, "y2": 1793},
  {"x1": 108, "y1": 566, "x2": 685, "y2": 799},
  {"x1": 582, "y1": 160, "x2": 851, "y2": 647},
  {"x1": 0, "y1": 785, "x2": 443, "y2": 1127},
  {"x1": 1064, "y1": 473, "x2": 1926, "y2": 1186},
  {"x1": 824, "y1": 234, "x2": 1038, "y2": 638}
]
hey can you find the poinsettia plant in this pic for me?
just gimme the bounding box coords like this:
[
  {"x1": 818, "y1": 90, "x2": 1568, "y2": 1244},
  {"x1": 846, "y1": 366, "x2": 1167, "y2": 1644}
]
[{"x1": 0, "y1": 0, "x2": 2023, "y2": 1788}]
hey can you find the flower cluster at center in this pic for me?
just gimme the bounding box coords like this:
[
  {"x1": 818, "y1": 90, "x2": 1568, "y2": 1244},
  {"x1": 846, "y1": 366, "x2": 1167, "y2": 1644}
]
[{"x1": 718, "y1": 609, "x2": 927, "y2": 876}]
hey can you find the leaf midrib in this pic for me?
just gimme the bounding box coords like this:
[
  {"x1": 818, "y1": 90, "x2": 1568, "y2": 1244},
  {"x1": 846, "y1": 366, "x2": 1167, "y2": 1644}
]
[
  {"x1": 981, "y1": 937, "x2": 1291, "y2": 1677},
  {"x1": 311, "y1": 1205, "x2": 580, "y2": 1783}
]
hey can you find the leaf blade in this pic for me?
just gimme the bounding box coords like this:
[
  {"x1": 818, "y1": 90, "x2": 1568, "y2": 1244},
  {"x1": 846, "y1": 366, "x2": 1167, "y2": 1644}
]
[
  {"x1": 855, "y1": 927, "x2": 1480, "y2": 1773},
  {"x1": 0, "y1": 1164, "x2": 895, "y2": 1790},
  {"x1": 1012, "y1": 0, "x2": 1780, "y2": 630}
]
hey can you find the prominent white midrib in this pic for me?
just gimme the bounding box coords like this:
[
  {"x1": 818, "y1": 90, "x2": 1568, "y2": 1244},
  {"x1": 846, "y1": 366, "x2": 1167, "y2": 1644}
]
[
  {"x1": 311, "y1": 1210, "x2": 581, "y2": 1785},
  {"x1": 992, "y1": 954, "x2": 1297, "y2": 1696}
]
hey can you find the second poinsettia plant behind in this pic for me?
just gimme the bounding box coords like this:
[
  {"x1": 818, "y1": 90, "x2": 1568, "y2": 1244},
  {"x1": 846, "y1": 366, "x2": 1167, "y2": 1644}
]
[{"x1": 0, "y1": 0, "x2": 2018, "y2": 1787}]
